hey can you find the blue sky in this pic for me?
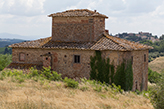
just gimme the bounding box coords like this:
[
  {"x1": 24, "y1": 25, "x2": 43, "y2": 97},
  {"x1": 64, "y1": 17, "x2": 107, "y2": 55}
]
[{"x1": 0, "y1": 0, "x2": 164, "y2": 39}]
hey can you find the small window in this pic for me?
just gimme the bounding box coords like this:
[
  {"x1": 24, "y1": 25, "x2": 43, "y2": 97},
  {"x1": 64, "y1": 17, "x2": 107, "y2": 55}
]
[
  {"x1": 19, "y1": 53, "x2": 25, "y2": 61},
  {"x1": 131, "y1": 56, "x2": 133, "y2": 65},
  {"x1": 144, "y1": 54, "x2": 146, "y2": 62},
  {"x1": 135, "y1": 81, "x2": 138, "y2": 90},
  {"x1": 89, "y1": 19, "x2": 93, "y2": 23},
  {"x1": 74, "y1": 55, "x2": 80, "y2": 63}
]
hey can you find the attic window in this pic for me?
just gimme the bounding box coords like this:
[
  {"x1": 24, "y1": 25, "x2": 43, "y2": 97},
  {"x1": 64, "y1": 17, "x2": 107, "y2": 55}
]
[
  {"x1": 19, "y1": 53, "x2": 25, "y2": 61},
  {"x1": 74, "y1": 55, "x2": 80, "y2": 63},
  {"x1": 144, "y1": 54, "x2": 146, "y2": 62},
  {"x1": 89, "y1": 19, "x2": 93, "y2": 23}
]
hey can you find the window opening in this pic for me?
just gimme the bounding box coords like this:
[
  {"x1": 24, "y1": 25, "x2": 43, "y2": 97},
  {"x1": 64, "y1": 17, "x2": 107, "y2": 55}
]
[
  {"x1": 74, "y1": 55, "x2": 80, "y2": 63},
  {"x1": 131, "y1": 56, "x2": 133, "y2": 65},
  {"x1": 19, "y1": 53, "x2": 25, "y2": 61},
  {"x1": 144, "y1": 54, "x2": 146, "y2": 62},
  {"x1": 135, "y1": 81, "x2": 138, "y2": 90},
  {"x1": 89, "y1": 19, "x2": 93, "y2": 23}
]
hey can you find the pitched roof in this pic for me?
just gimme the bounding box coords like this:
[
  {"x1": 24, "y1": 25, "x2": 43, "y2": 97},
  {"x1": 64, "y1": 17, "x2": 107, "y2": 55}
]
[
  {"x1": 48, "y1": 9, "x2": 108, "y2": 18},
  {"x1": 9, "y1": 33, "x2": 153, "y2": 51}
]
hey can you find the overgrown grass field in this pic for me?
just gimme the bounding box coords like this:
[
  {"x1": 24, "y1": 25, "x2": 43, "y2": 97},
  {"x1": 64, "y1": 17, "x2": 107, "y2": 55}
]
[
  {"x1": 0, "y1": 68, "x2": 153, "y2": 109},
  {"x1": 149, "y1": 56, "x2": 164, "y2": 73}
]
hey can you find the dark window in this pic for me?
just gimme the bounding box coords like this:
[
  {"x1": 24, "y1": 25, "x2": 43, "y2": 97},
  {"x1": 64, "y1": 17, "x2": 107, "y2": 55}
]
[
  {"x1": 89, "y1": 19, "x2": 93, "y2": 23},
  {"x1": 131, "y1": 56, "x2": 133, "y2": 65},
  {"x1": 135, "y1": 81, "x2": 138, "y2": 90},
  {"x1": 144, "y1": 54, "x2": 146, "y2": 62},
  {"x1": 74, "y1": 55, "x2": 80, "y2": 63}
]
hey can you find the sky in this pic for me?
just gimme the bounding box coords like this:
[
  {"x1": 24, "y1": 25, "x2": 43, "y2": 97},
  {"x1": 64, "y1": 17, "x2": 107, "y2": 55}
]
[{"x1": 0, "y1": 0, "x2": 164, "y2": 40}]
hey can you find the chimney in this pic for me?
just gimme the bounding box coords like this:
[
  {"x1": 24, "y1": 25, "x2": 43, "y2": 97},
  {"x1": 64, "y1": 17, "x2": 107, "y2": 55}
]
[
  {"x1": 94, "y1": 10, "x2": 97, "y2": 12},
  {"x1": 105, "y1": 30, "x2": 109, "y2": 34}
]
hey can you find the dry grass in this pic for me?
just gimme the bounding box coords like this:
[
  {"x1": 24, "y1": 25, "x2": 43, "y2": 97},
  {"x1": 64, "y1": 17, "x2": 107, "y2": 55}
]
[
  {"x1": 0, "y1": 78, "x2": 153, "y2": 109},
  {"x1": 149, "y1": 56, "x2": 164, "y2": 73}
]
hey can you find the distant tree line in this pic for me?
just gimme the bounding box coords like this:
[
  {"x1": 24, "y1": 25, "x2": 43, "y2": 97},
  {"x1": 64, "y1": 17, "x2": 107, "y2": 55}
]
[{"x1": 140, "y1": 39, "x2": 164, "y2": 62}]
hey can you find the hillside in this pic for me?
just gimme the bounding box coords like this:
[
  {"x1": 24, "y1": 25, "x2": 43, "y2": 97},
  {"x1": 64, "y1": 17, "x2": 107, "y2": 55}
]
[
  {"x1": 0, "y1": 38, "x2": 26, "y2": 47},
  {"x1": 149, "y1": 56, "x2": 164, "y2": 73},
  {"x1": 115, "y1": 32, "x2": 159, "y2": 43},
  {"x1": 0, "y1": 76, "x2": 153, "y2": 109}
]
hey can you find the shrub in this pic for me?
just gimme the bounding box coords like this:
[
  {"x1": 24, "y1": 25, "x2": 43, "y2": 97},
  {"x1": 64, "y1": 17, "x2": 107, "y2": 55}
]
[
  {"x1": 40, "y1": 67, "x2": 62, "y2": 81},
  {"x1": 28, "y1": 67, "x2": 39, "y2": 78},
  {"x1": 150, "y1": 71, "x2": 164, "y2": 109},
  {"x1": 64, "y1": 77, "x2": 78, "y2": 88},
  {"x1": 50, "y1": 71, "x2": 62, "y2": 81},
  {"x1": 148, "y1": 68, "x2": 161, "y2": 83}
]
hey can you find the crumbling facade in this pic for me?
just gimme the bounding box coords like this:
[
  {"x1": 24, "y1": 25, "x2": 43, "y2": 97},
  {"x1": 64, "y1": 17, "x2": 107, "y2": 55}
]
[{"x1": 8, "y1": 9, "x2": 152, "y2": 91}]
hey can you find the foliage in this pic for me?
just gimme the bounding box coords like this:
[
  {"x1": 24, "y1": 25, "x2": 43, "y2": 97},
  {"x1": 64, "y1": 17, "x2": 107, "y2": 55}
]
[
  {"x1": 41, "y1": 67, "x2": 62, "y2": 81},
  {"x1": 90, "y1": 51, "x2": 114, "y2": 84},
  {"x1": 0, "y1": 67, "x2": 62, "y2": 83},
  {"x1": 90, "y1": 51, "x2": 133, "y2": 91},
  {"x1": 148, "y1": 68, "x2": 161, "y2": 83},
  {"x1": 150, "y1": 72, "x2": 164, "y2": 109},
  {"x1": 0, "y1": 54, "x2": 12, "y2": 71},
  {"x1": 125, "y1": 60, "x2": 133, "y2": 90},
  {"x1": 64, "y1": 77, "x2": 79, "y2": 88}
]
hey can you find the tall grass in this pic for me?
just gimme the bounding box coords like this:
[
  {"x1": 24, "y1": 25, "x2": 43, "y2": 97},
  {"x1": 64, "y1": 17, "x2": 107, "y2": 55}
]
[{"x1": 0, "y1": 68, "x2": 153, "y2": 109}]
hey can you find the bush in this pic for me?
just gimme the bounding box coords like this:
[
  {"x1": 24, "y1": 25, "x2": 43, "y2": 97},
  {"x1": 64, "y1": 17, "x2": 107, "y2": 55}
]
[
  {"x1": 148, "y1": 68, "x2": 161, "y2": 83},
  {"x1": 64, "y1": 77, "x2": 78, "y2": 88},
  {"x1": 150, "y1": 72, "x2": 164, "y2": 109}
]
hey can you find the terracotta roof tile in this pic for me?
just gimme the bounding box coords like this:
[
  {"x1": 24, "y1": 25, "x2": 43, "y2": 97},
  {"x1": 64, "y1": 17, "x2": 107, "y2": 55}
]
[
  {"x1": 9, "y1": 33, "x2": 153, "y2": 51},
  {"x1": 9, "y1": 37, "x2": 51, "y2": 48},
  {"x1": 48, "y1": 9, "x2": 108, "y2": 18}
]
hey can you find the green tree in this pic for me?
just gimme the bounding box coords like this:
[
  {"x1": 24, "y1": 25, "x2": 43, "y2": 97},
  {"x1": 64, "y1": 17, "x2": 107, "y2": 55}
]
[
  {"x1": 0, "y1": 54, "x2": 12, "y2": 71},
  {"x1": 90, "y1": 51, "x2": 113, "y2": 84},
  {"x1": 113, "y1": 60, "x2": 133, "y2": 91}
]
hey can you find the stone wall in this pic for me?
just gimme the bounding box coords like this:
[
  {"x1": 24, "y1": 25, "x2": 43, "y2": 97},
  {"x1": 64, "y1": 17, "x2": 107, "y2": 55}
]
[
  {"x1": 12, "y1": 48, "x2": 95, "y2": 78},
  {"x1": 102, "y1": 50, "x2": 149, "y2": 91},
  {"x1": 131, "y1": 50, "x2": 148, "y2": 91},
  {"x1": 12, "y1": 48, "x2": 148, "y2": 91},
  {"x1": 51, "y1": 17, "x2": 105, "y2": 42}
]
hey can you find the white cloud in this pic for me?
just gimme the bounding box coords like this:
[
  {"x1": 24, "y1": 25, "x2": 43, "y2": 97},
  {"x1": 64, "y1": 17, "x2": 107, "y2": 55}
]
[
  {"x1": 1, "y1": 0, "x2": 164, "y2": 39},
  {"x1": 0, "y1": 0, "x2": 45, "y2": 16}
]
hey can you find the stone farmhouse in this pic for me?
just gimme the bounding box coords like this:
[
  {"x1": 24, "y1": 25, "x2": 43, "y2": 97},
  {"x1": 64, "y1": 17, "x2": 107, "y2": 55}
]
[{"x1": 8, "y1": 9, "x2": 153, "y2": 91}]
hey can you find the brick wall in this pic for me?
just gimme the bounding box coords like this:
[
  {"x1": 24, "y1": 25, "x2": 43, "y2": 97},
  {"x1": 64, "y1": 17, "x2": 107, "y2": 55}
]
[
  {"x1": 51, "y1": 17, "x2": 105, "y2": 42},
  {"x1": 12, "y1": 48, "x2": 94, "y2": 78},
  {"x1": 102, "y1": 50, "x2": 149, "y2": 91},
  {"x1": 132, "y1": 50, "x2": 148, "y2": 91},
  {"x1": 12, "y1": 48, "x2": 148, "y2": 91}
]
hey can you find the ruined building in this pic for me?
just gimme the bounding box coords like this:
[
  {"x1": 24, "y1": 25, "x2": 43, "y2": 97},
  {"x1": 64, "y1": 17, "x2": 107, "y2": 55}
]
[{"x1": 8, "y1": 9, "x2": 153, "y2": 91}]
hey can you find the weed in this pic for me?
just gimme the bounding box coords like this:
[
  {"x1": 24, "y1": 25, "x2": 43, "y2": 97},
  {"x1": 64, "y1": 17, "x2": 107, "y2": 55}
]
[{"x1": 64, "y1": 77, "x2": 78, "y2": 88}]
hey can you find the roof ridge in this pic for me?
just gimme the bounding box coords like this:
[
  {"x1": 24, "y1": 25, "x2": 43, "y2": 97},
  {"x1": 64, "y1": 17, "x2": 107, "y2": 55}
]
[
  {"x1": 103, "y1": 32, "x2": 129, "y2": 50},
  {"x1": 104, "y1": 32, "x2": 153, "y2": 50},
  {"x1": 48, "y1": 9, "x2": 108, "y2": 18}
]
